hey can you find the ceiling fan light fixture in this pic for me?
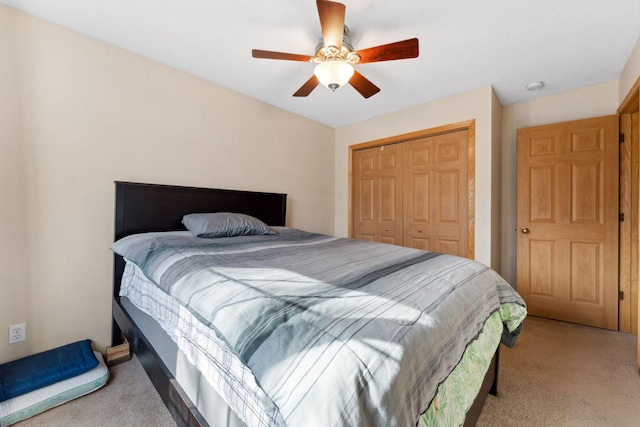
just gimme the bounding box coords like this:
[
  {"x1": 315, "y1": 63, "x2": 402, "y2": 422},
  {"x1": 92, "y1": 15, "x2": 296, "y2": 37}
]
[
  {"x1": 253, "y1": 1, "x2": 418, "y2": 98},
  {"x1": 314, "y1": 60, "x2": 354, "y2": 91}
]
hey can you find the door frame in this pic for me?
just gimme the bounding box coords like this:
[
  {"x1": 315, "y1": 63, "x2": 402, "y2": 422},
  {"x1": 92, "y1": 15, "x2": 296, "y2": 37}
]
[
  {"x1": 348, "y1": 120, "x2": 476, "y2": 259},
  {"x1": 617, "y1": 74, "x2": 640, "y2": 373},
  {"x1": 618, "y1": 81, "x2": 639, "y2": 333}
]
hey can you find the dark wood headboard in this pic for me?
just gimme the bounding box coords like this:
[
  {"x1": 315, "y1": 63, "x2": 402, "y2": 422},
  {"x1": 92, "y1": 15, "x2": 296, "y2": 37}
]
[{"x1": 113, "y1": 181, "x2": 287, "y2": 297}]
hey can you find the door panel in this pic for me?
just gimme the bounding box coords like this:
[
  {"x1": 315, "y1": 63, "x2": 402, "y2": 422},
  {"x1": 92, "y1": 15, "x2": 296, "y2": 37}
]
[
  {"x1": 358, "y1": 178, "x2": 375, "y2": 221},
  {"x1": 381, "y1": 176, "x2": 398, "y2": 221},
  {"x1": 529, "y1": 166, "x2": 554, "y2": 221},
  {"x1": 410, "y1": 172, "x2": 430, "y2": 222},
  {"x1": 403, "y1": 140, "x2": 434, "y2": 250},
  {"x1": 439, "y1": 240, "x2": 460, "y2": 256},
  {"x1": 571, "y1": 162, "x2": 601, "y2": 222},
  {"x1": 570, "y1": 241, "x2": 601, "y2": 302},
  {"x1": 404, "y1": 130, "x2": 468, "y2": 257},
  {"x1": 528, "y1": 239, "x2": 554, "y2": 295},
  {"x1": 352, "y1": 144, "x2": 403, "y2": 245},
  {"x1": 517, "y1": 115, "x2": 618, "y2": 330},
  {"x1": 437, "y1": 169, "x2": 459, "y2": 222}
]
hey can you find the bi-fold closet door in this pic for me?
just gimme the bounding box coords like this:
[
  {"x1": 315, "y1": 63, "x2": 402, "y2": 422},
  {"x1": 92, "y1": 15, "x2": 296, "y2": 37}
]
[{"x1": 352, "y1": 128, "x2": 470, "y2": 258}]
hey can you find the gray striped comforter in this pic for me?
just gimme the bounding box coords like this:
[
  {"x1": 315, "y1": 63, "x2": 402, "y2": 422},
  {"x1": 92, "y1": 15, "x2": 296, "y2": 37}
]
[{"x1": 112, "y1": 228, "x2": 525, "y2": 427}]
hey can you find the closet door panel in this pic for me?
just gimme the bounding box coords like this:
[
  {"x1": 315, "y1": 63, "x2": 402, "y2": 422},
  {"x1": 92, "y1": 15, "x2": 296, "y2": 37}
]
[
  {"x1": 404, "y1": 138, "x2": 435, "y2": 248},
  {"x1": 404, "y1": 130, "x2": 468, "y2": 257},
  {"x1": 436, "y1": 169, "x2": 459, "y2": 222},
  {"x1": 352, "y1": 144, "x2": 403, "y2": 244},
  {"x1": 431, "y1": 131, "x2": 468, "y2": 256}
]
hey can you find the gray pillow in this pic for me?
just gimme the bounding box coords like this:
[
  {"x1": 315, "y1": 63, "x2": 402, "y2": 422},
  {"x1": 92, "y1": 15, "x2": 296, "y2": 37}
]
[{"x1": 182, "y1": 212, "x2": 274, "y2": 238}]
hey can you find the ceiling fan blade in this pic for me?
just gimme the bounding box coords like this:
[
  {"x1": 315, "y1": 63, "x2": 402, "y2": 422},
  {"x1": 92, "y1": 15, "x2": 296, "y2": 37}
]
[
  {"x1": 349, "y1": 70, "x2": 380, "y2": 98},
  {"x1": 293, "y1": 75, "x2": 320, "y2": 97},
  {"x1": 252, "y1": 49, "x2": 314, "y2": 62},
  {"x1": 355, "y1": 38, "x2": 419, "y2": 63},
  {"x1": 317, "y1": 0, "x2": 345, "y2": 50}
]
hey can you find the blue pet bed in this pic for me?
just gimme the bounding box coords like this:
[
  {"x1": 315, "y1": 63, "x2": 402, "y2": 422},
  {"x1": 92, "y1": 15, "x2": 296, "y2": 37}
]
[
  {"x1": 0, "y1": 351, "x2": 108, "y2": 426},
  {"x1": 0, "y1": 340, "x2": 108, "y2": 426},
  {"x1": 0, "y1": 339, "x2": 98, "y2": 402}
]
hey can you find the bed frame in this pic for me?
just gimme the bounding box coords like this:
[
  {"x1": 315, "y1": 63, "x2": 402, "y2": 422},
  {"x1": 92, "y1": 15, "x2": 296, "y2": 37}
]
[{"x1": 111, "y1": 181, "x2": 498, "y2": 427}]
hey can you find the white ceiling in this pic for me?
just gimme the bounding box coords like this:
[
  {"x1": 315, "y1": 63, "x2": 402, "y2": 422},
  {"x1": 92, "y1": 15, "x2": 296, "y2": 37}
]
[{"x1": 3, "y1": 0, "x2": 640, "y2": 128}]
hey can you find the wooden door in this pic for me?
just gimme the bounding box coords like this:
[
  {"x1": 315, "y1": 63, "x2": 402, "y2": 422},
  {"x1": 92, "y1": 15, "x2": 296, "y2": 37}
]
[
  {"x1": 352, "y1": 144, "x2": 403, "y2": 245},
  {"x1": 403, "y1": 130, "x2": 469, "y2": 256},
  {"x1": 517, "y1": 115, "x2": 619, "y2": 330}
]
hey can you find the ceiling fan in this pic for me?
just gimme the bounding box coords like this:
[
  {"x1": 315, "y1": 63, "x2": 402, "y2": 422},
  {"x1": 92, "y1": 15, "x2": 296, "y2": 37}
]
[{"x1": 252, "y1": 0, "x2": 419, "y2": 98}]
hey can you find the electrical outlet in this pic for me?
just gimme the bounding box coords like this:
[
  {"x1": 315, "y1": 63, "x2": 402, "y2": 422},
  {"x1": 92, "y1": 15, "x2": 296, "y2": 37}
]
[{"x1": 9, "y1": 323, "x2": 26, "y2": 344}]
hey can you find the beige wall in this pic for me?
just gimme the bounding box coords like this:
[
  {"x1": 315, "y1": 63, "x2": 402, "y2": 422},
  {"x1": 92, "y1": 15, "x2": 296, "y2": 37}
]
[
  {"x1": 334, "y1": 86, "x2": 501, "y2": 269},
  {"x1": 620, "y1": 37, "x2": 640, "y2": 102},
  {"x1": 500, "y1": 81, "x2": 620, "y2": 286},
  {"x1": 0, "y1": 6, "x2": 335, "y2": 363},
  {"x1": 0, "y1": 6, "x2": 30, "y2": 363}
]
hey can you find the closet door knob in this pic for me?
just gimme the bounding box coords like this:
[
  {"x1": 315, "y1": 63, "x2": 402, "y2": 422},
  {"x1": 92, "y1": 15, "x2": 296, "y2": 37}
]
[
  {"x1": 520, "y1": 227, "x2": 530, "y2": 234},
  {"x1": 417, "y1": 228, "x2": 423, "y2": 233}
]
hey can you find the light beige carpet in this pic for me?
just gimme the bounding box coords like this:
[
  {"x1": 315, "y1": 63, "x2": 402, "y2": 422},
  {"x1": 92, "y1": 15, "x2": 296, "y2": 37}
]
[
  {"x1": 477, "y1": 316, "x2": 640, "y2": 427},
  {"x1": 14, "y1": 316, "x2": 640, "y2": 426}
]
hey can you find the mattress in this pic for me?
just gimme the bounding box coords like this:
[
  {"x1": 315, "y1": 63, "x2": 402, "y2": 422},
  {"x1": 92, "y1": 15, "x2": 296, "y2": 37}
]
[
  {"x1": 113, "y1": 228, "x2": 526, "y2": 426},
  {"x1": 0, "y1": 352, "x2": 109, "y2": 427}
]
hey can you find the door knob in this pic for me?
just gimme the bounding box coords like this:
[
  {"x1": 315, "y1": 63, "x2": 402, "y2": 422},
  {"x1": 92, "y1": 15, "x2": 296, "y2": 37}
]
[
  {"x1": 417, "y1": 228, "x2": 423, "y2": 233},
  {"x1": 385, "y1": 227, "x2": 390, "y2": 232},
  {"x1": 520, "y1": 227, "x2": 530, "y2": 234}
]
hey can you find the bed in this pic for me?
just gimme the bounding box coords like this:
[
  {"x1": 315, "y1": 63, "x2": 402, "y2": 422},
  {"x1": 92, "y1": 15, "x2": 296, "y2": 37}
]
[{"x1": 111, "y1": 181, "x2": 525, "y2": 427}]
